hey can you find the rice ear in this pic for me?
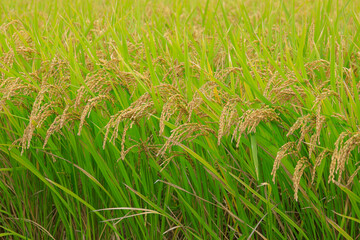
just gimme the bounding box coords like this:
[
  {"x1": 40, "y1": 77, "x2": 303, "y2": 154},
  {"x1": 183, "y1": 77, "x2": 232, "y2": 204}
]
[
  {"x1": 102, "y1": 93, "x2": 155, "y2": 160},
  {"x1": 160, "y1": 94, "x2": 188, "y2": 135},
  {"x1": 157, "y1": 123, "x2": 215, "y2": 156},
  {"x1": 271, "y1": 142, "x2": 297, "y2": 183},
  {"x1": 293, "y1": 157, "x2": 309, "y2": 201},
  {"x1": 233, "y1": 106, "x2": 280, "y2": 148}
]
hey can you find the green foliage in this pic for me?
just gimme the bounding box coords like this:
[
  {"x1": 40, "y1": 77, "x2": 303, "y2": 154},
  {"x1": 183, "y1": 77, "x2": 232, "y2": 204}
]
[{"x1": 0, "y1": 0, "x2": 360, "y2": 239}]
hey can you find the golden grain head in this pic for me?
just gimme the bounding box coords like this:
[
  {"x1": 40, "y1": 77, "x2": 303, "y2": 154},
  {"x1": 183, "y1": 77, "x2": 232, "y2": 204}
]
[
  {"x1": 328, "y1": 131, "x2": 351, "y2": 183},
  {"x1": 293, "y1": 157, "x2": 309, "y2": 201},
  {"x1": 335, "y1": 133, "x2": 360, "y2": 182},
  {"x1": 75, "y1": 69, "x2": 115, "y2": 108},
  {"x1": 233, "y1": 106, "x2": 280, "y2": 148},
  {"x1": 271, "y1": 142, "x2": 297, "y2": 182},
  {"x1": 78, "y1": 95, "x2": 112, "y2": 136},
  {"x1": 217, "y1": 98, "x2": 241, "y2": 145},
  {"x1": 160, "y1": 94, "x2": 188, "y2": 135},
  {"x1": 311, "y1": 149, "x2": 329, "y2": 184},
  {"x1": 308, "y1": 115, "x2": 326, "y2": 159},
  {"x1": 43, "y1": 105, "x2": 72, "y2": 148},
  {"x1": 264, "y1": 69, "x2": 307, "y2": 105},
  {"x1": 103, "y1": 93, "x2": 155, "y2": 157},
  {"x1": 158, "y1": 123, "x2": 215, "y2": 156},
  {"x1": 314, "y1": 88, "x2": 339, "y2": 107},
  {"x1": 347, "y1": 163, "x2": 360, "y2": 186},
  {"x1": 286, "y1": 113, "x2": 326, "y2": 157}
]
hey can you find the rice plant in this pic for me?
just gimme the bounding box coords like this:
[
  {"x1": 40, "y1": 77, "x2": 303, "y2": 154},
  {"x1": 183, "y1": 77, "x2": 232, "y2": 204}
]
[{"x1": 0, "y1": 0, "x2": 360, "y2": 239}]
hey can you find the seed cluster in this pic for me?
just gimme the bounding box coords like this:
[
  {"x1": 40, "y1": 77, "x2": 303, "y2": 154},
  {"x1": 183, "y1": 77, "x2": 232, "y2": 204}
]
[{"x1": 1, "y1": 8, "x2": 360, "y2": 203}]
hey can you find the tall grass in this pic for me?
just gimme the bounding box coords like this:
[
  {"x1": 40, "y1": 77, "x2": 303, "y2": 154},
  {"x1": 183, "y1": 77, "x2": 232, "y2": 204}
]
[{"x1": 1, "y1": 0, "x2": 360, "y2": 239}]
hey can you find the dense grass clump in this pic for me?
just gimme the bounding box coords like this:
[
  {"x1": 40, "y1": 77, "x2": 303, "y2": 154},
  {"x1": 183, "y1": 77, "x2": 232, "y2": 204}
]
[{"x1": 1, "y1": 0, "x2": 360, "y2": 239}]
